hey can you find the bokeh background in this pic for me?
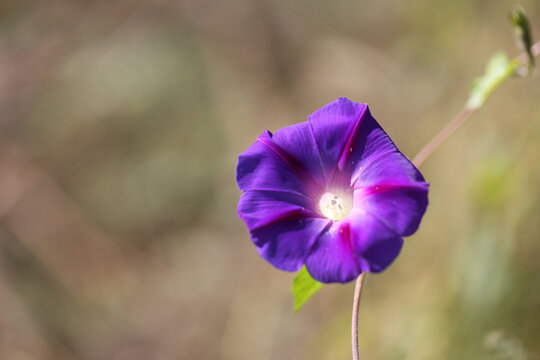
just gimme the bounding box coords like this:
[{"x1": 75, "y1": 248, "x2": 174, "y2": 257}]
[{"x1": 0, "y1": 0, "x2": 539, "y2": 359}]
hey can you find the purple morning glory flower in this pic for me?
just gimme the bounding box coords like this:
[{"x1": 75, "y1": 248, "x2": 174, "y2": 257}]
[{"x1": 236, "y1": 98, "x2": 429, "y2": 283}]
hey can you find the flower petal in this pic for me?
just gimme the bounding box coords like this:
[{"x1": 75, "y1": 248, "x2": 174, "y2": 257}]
[
  {"x1": 348, "y1": 211, "x2": 404, "y2": 273},
  {"x1": 347, "y1": 109, "x2": 425, "y2": 188},
  {"x1": 306, "y1": 211, "x2": 403, "y2": 283},
  {"x1": 251, "y1": 218, "x2": 331, "y2": 272},
  {"x1": 354, "y1": 183, "x2": 429, "y2": 236},
  {"x1": 236, "y1": 98, "x2": 429, "y2": 282},
  {"x1": 272, "y1": 122, "x2": 326, "y2": 186},
  {"x1": 236, "y1": 130, "x2": 316, "y2": 195},
  {"x1": 307, "y1": 98, "x2": 368, "y2": 181},
  {"x1": 304, "y1": 220, "x2": 361, "y2": 283},
  {"x1": 238, "y1": 189, "x2": 319, "y2": 231}
]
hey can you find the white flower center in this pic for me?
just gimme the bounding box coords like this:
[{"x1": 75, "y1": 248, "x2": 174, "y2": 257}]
[{"x1": 319, "y1": 192, "x2": 352, "y2": 221}]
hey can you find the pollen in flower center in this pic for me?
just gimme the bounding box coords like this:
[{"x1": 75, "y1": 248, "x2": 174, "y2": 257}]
[{"x1": 319, "y1": 192, "x2": 352, "y2": 221}]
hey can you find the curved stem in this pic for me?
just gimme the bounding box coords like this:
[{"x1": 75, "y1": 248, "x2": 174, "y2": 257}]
[
  {"x1": 349, "y1": 40, "x2": 540, "y2": 360},
  {"x1": 412, "y1": 40, "x2": 540, "y2": 168},
  {"x1": 352, "y1": 273, "x2": 366, "y2": 360},
  {"x1": 412, "y1": 107, "x2": 474, "y2": 167}
]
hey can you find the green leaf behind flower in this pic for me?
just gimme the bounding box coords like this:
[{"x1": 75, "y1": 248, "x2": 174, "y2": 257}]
[
  {"x1": 466, "y1": 52, "x2": 519, "y2": 110},
  {"x1": 292, "y1": 265, "x2": 323, "y2": 312}
]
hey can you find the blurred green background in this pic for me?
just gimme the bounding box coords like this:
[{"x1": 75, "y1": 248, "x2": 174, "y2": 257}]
[{"x1": 0, "y1": 0, "x2": 539, "y2": 359}]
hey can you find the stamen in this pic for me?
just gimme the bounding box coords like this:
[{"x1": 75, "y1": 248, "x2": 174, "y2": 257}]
[{"x1": 319, "y1": 192, "x2": 351, "y2": 221}]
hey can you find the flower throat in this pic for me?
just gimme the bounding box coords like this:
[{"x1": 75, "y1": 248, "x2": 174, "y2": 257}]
[{"x1": 319, "y1": 192, "x2": 352, "y2": 221}]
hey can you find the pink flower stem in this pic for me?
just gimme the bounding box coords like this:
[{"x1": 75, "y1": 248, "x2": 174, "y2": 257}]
[
  {"x1": 350, "y1": 40, "x2": 540, "y2": 360},
  {"x1": 412, "y1": 40, "x2": 540, "y2": 168},
  {"x1": 412, "y1": 107, "x2": 474, "y2": 167},
  {"x1": 351, "y1": 273, "x2": 366, "y2": 360}
]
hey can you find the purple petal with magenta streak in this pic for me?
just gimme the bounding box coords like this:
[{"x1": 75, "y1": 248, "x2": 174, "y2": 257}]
[
  {"x1": 345, "y1": 107, "x2": 425, "y2": 188},
  {"x1": 348, "y1": 211, "x2": 404, "y2": 273},
  {"x1": 304, "y1": 219, "x2": 362, "y2": 283},
  {"x1": 272, "y1": 121, "x2": 327, "y2": 187},
  {"x1": 354, "y1": 183, "x2": 429, "y2": 237},
  {"x1": 251, "y1": 217, "x2": 331, "y2": 272},
  {"x1": 307, "y1": 98, "x2": 368, "y2": 184},
  {"x1": 305, "y1": 211, "x2": 403, "y2": 283},
  {"x1": 238, "y1": 189, "x2": 319, "y2": 231},
  {"x1": 236, "y1": 130, "x2": 321, "y2": 197}
]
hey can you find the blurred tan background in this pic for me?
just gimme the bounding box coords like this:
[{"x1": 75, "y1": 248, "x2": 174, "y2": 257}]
[{"x1": 0, "y1": 0, "x2": 539, "y2": 359}]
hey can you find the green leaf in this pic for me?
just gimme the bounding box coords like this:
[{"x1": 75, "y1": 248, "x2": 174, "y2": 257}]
[
  {"x1": 509, "y1": 6, "x2": 534, "y2": 71},
  {"x1": 466, "y1": 52, "x2": 519, "y2": 110},
  {"x1": 292, "y1": 265, "x2": 323, "y2": 312}
]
